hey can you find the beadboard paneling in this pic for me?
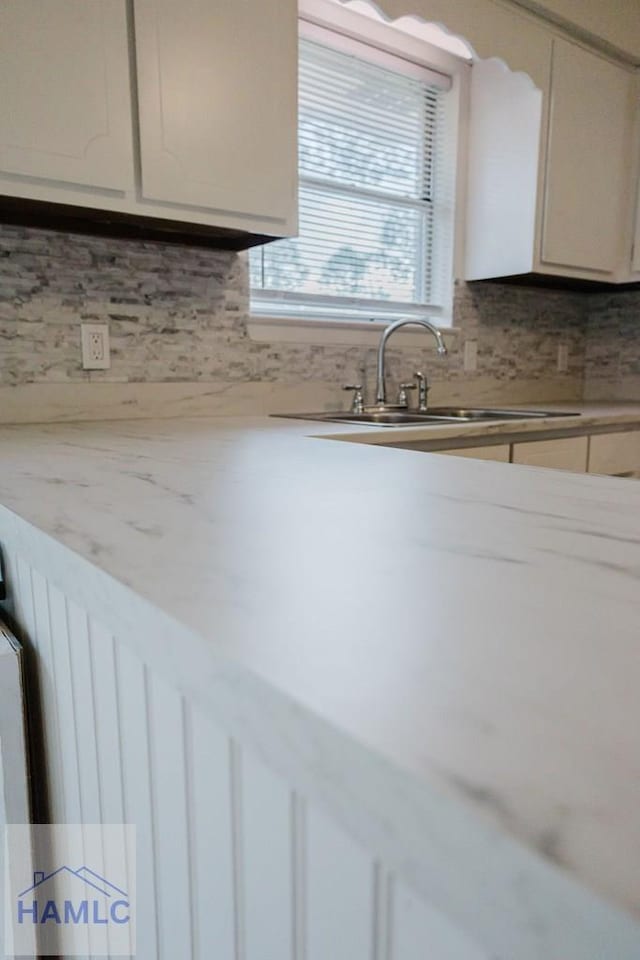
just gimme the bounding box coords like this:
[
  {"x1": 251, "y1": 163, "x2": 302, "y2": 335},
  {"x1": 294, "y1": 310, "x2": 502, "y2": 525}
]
[
  {"x1": 306, "y1": 803, "x2": 377, "y2": 960},
  {"x1": 1, "y1": 542, "x2": 491, "y2": 960},
  {"x1": 240, "y1": 748, "x2": 294, "y2": 960},
  {"x1": 116, "y1": 641, "x2": 157, "y2": 960},
  {"x1": 148, "y1": 670, "x2": 193, "y2": 960},
  {"x1": 391, "y1": 879, "x2": 488, "y2": 960},
  {"x1": 185, "y1": 705, "x2": 236, "y2": 960}
]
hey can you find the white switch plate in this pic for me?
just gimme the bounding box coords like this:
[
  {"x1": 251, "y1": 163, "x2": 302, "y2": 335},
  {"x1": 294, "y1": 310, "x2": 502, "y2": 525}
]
[
  {"x1": 557, "y1": 343, "x2": 569, "y2": 373},
  {"x1": 81, "y1": 323, "x2": 110, "y2": 370},
  {"x1": 463, "y1": 340, "x2": 478, "y2": 372}
]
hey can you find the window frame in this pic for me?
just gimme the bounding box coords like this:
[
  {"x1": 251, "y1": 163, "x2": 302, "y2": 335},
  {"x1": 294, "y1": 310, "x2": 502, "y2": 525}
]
[{"x1": 249, "y1": 0, "x2": 470, "y2": 343}]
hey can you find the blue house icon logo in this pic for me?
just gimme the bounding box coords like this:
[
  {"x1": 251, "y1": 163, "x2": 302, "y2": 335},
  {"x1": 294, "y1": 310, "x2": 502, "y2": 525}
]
[{"x1": 17, "y1": 866, "x2": 130, "y2": 927}]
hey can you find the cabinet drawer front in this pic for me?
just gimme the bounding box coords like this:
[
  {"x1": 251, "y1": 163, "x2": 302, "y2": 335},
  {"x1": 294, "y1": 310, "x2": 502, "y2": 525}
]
[
  {"x1": 441, "y1": 444, "x2": 510, "y2": 462},
  {"x1": 512, "y1": 436, "x2": 588, "y2": 471},
  {"x1": 588, "y1": 431, "x2": 640, "y2": 475}
]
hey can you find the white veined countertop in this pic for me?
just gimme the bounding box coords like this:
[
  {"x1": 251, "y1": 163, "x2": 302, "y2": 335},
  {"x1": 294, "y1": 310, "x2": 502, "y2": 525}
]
[{"x1": 0, "y1": 402, "x2": 639, "y2": 955}]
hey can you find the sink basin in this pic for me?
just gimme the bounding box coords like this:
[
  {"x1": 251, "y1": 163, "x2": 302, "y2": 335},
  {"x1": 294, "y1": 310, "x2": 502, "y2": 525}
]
[
  {"x1": 308, "y1": 411, "x2": 440, "y2": 425},
  {"x1": 273, "y1": 411, "x2": 444, "y2": 426},
  {"x1": 273, "y1": 408, "x2": 580, "y2": 427},
  {"x1": 425, "y1": 407, "x2": 577, "y2": 421}
]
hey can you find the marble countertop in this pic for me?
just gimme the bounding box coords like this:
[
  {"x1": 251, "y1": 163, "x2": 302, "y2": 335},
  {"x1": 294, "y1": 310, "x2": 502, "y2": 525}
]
[{"x1": 1, "y1": 401, "x2": 640, "y2": 942}]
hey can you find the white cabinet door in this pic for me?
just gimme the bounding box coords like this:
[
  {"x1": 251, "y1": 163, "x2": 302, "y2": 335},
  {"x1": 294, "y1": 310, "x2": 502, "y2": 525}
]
[
  {"x1": 512, "y1": 435, "x2": 589, "y2": 471},
  {"x1": 440, "y1": 444, "x2": 511, "y2": 462},
  {"x1": 0, "y1": 0, "x2": 134, "y2": 193},
  {"x1": 134, "y1": 0, "x2": 298, "y2": 235},
  {"x1": 541, "y1": 38, "x2": 635, "y2": 275},
  {"x1": 588, "y1": 430, "x2": 640, "y2": 475}
]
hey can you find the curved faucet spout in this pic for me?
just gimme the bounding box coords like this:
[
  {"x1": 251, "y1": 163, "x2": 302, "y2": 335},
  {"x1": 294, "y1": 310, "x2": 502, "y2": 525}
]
[{"x1": 375, "y1": 319, "x2": 447, "y2": 406}]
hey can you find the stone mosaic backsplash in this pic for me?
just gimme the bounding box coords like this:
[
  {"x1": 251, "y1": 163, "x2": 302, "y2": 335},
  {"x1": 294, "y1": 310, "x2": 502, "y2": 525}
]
[
  {"x1": 584, "y1": 291, "x2": 640, "y2": 401},
  {"x1": 0, "y1": 223, "x2": 588, "y2": 411}
]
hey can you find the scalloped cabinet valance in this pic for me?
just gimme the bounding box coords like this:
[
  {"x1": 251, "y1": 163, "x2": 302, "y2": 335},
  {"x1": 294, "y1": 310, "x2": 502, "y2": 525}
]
[
  {"x1": 332, "y1": 0, "x2": 640, "y2": 284},
  {"x1": 0, "y1": 0, "x2": 638, "y2": 280},
  {"x1": 333, "y1": 0, "x2": 554, "y2": 88}
]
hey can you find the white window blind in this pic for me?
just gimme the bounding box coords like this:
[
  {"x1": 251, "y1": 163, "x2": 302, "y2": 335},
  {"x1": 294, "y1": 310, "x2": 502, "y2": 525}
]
[{"x1": 250, "y1": 29, "x2": 452, "y2": 323}]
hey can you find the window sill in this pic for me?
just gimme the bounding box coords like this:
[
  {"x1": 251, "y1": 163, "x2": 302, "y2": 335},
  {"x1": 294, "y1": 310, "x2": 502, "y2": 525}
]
[{"x1": 247, "y1": 314, "x2": 459, "y2": 348}]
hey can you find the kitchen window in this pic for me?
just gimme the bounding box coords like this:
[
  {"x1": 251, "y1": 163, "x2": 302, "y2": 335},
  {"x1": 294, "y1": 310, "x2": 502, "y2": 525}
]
[{"x1": 250, "y1": 15, "x2": 462, "y2": 330}]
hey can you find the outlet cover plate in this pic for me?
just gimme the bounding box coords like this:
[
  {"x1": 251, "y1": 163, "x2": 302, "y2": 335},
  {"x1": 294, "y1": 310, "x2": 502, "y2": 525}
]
[
  {"x1": 557, "y1": 344, "x2": 569, "y2": 373},
  {"x1": 463, "y1": 340, "x2": 478, "y2": 372},
  {"x1": 81, "y1": 323, "x2": 110, "y2": 370}
]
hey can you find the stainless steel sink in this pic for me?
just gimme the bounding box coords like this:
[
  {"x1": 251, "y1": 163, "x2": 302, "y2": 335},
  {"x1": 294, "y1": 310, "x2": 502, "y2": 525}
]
[
  {"x1": 310, "y1": 411, "x2": 440, "y2": 426},
  {"x1": 273, "y1": 408, "x2": 580, "y2": 427},
  {"x1": 425, "y1": 407, "x2": 577, "y2": 421},
  {"x1": 274, "y1": 410, "x2": 440, "y2": 425}
]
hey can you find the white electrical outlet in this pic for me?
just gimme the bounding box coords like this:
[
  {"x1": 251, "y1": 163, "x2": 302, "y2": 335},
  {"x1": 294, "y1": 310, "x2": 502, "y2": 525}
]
[
  {"x1": 463, "y1": 340, "x2": 478, "y2": 372},
  {"x1": 81, "y1": 323, "x2": 110, "y2": 370},
  {"x1": 557, "y1": 343, "x2": 569, "y2": 373}
]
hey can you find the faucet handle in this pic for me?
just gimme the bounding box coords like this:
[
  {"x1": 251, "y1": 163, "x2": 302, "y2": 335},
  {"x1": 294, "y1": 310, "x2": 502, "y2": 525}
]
[
  {"x1": 414, "y1": 371, "x2": 429, "y2": 412},
  {"x1": 343, "y1": 384, "x2": 365, "y2": 414},
  {"x1": 397, "y1": 383, "x2": 416, "y2": 408}
]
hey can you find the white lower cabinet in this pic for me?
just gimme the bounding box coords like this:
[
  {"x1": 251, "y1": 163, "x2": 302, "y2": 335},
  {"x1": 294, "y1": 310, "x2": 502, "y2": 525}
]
[
  {"x1": 442, "y1": 444, "x2": 511, "y2": 462},
  {"x1": 437, "y1": 436, "x2": 590, "y2": 471},
  {"x1": 511, "y1": 436, "x2": 589, "y2": 471},
  {"x1": 588, "y1": 431, "x2": 640, "y2": 475},
  {"x1": 408, "y1": 430, "x2": 640, "y2": 476}
]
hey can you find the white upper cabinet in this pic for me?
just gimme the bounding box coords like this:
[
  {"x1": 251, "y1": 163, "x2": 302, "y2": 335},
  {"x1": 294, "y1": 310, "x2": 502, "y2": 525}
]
[
  {"x1": 0, "y1": 0, "x2": 298, "y2": 243},
  {"x1": 0, "y1": 0, "x2": 134, "y2": 193},
  {"x1": 133, "y1": 0, "x2": 298, "y2": 236},
  {"x1": 465, "y1": 36, "x2": 637, "y2": 282},
  {"x1": 465, "y1": 59, "x2": 544, "y2": 282},
  {"x1": 540, "y1": 38, "x2": 635, "y2": 276}
]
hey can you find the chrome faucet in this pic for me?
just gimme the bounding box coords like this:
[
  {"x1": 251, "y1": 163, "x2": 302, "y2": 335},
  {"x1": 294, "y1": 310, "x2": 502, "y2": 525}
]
[{"x1": 375, "y1": 319, "x2": 447, "y2": 407}]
